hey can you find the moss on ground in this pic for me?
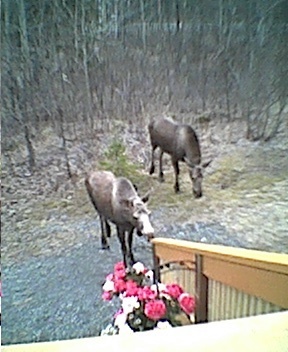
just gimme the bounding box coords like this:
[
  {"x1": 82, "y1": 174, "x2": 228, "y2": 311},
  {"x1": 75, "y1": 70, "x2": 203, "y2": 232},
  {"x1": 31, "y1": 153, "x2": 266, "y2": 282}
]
[{"x1": 12, "y1": 143, "x2": 288, "y2": 231}]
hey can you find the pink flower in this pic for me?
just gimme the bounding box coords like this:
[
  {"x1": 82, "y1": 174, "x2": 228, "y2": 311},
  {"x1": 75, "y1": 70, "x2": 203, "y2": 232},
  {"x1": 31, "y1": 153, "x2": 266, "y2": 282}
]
[
  {"x1": 144, "y1": 300, "x2": 166, "y2": 320},
  {"x1": 165, "y1": 284, "x2": 184, "y2": 299},
  {"x1": 102, "y1": 291, "x2": 113, "y2": 301},
  {"x1": 114, "y1": 268, "x2": 126, "y2": 279},
  {"x1": 114, "y1": 308, "x2": 124, "y2": 319},
  {"x1": 137, "y1": 286, "x2": 157, "y2": 301},
  {"x1": 124, "y1": 280, "x2": 139, "y2": 297},
  {"x1": 114, "y1": 262, "x2": 126, "y2": 279},
  {"x1": 178, "y1": 293, "x2": 195, "y2": 315},
  {"x1": 105, "y1": 273, "x2": 114, "y2": 281},
  {"x1": 114, "y1": 262, "x2": 126, "y2": 272},
  {"x1": 114, "y1": 279, "x2": 126, "y2": 293}
]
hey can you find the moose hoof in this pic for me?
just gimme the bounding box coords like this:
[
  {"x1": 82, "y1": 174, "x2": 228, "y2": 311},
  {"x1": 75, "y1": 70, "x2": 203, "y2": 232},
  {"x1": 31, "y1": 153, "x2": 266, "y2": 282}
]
[
  {"x1": 159, "y1": 173, "x2": 164, "y2": 183},
  {"x1": 102, "y1": 244, "x2": 110, "y2": 250},
  {"x1": 129, "y1": 258, "x2": 136, "y2": 266},
  {"x1": 149, "y1": 166, "x2": 155, "y2": 175}
]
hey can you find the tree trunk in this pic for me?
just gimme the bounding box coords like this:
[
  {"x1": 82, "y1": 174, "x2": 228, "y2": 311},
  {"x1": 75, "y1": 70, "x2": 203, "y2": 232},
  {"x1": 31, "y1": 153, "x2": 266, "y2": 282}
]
[
  {"x1": 140, "y1": 0, "x2": 146, "y2": 50},
  {"x1": 24, "y1": 124, "x2": 35, "y2": 172},
  {"x1": 18, "y1": 0, "x2": 36, "y2": 172},
  {"x1": 81, "y1": 0, "x2": 93, "y2": 129}
]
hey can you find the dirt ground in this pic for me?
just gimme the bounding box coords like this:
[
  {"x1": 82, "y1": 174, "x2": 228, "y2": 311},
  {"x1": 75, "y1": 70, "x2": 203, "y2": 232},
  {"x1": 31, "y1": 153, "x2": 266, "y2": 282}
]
[
  {"x1": 1, "y1": 117, "x2": 288, "y2": 345},
  {"x1": 2, "y1": 117, "x2": 288, "y2": 261}
]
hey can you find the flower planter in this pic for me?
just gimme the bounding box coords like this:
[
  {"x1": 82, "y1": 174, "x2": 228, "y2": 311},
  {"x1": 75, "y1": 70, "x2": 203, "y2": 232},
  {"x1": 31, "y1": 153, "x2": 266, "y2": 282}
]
[{"x1": 101, "y1": 261, "x2": 195, "y2": 335}]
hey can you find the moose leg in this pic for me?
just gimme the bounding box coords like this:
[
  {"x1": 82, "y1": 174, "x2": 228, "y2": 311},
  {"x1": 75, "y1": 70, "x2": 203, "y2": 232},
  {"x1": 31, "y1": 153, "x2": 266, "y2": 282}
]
[
  {"x1": 105, "y1": 219, "x2": 111, "y2": 238},
  {"x1": 149, "y1": 145, "x2": 157, "y2": 175},
  {"x1": 158, "y1": 150, "x2": 165, "y2": 182},
  {"x1": 117, "y1": 227, "x2": 128, "y2": 267},
  {"x1": 127, "y1": 229, "x2": 135, "y2": 266},
  {"x1": 172, "y1": 158, "x2": 180, "y2": 193},
  {"x1": 100, "y1": 215, "x2": 110, "y2": 249}
]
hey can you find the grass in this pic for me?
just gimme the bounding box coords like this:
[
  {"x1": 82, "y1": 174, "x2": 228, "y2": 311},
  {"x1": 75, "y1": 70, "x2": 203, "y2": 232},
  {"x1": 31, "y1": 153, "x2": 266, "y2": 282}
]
[
  {"x1": 11, "y1": 142, "x2": 288, "y2": 231},
  {"x1": 205, "y1": 150, "x2": 287, "y2": 207}
]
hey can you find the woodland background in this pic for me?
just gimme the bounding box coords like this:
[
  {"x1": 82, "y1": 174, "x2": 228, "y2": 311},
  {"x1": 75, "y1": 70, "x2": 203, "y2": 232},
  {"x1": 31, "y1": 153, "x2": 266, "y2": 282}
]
[
  {"x1": 2, "y1": 1, "x2": 288, "y2": 345},
  {"x1": 1, "y1": 0, "x2": 288, "y2": 178}
]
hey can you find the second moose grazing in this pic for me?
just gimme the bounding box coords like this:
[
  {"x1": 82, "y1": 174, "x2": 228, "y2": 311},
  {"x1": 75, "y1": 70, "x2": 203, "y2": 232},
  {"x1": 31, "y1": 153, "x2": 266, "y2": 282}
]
[
  {"x1": 85, "y1": 170, "x2": 154, "y2": 266},
  {"x1": 148, "y1": 117, "x2": 211, "y2": 198}
]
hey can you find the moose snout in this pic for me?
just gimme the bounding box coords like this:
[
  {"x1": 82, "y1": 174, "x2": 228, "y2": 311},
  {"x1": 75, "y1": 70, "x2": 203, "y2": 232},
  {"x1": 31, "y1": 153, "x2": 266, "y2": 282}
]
[
  {"x1": 137, "y1": 229, "x2": 154, "y2": 241},
  {"x1": 193, "y1": 190, "x2": 202, "y2": 198},
  {"x1": 139, "y1": 215, "x2": 154, "y2": 240},
  {"x1": 141, "y1": 225, "x2": 154, "y2": 241},
  {"x1": 146, "y1": 232, "x2": 155, "y2": 241}
]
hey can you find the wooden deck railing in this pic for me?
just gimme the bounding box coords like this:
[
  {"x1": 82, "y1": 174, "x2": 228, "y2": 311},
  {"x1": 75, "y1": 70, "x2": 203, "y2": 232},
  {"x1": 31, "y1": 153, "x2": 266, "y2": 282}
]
[
  {"x1": 3, "y1": 312, "x2": 288, "y2": 352},
  {"x1": 3, "y1": 239, "x2": 288, "y2": 351},
  {"x1": 152, "y1": 238, "x2": 288, "y2": 323}
]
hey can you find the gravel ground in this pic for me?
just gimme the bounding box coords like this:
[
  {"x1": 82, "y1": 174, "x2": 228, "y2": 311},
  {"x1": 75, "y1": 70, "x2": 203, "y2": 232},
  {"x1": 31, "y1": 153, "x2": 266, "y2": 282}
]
[
  {"x1": 2, "y1": 210, "x2": 285, "y2": 346},
  {"x1": 2, "y1": 220, "x2": 153, "y2": 345},
  {"x1": 2, "y1": 120, "x2": 288, "y2": 346}
]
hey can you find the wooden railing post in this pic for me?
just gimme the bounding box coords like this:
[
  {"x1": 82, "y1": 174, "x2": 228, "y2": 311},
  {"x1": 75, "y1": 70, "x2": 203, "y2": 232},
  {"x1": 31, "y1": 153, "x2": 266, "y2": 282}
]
[
  {"x1": 153, "y1": 243, "x2": 161, "y2": 283},
  {"x1": 195, "y1": 254, "x2": 208, "y2": 323}
]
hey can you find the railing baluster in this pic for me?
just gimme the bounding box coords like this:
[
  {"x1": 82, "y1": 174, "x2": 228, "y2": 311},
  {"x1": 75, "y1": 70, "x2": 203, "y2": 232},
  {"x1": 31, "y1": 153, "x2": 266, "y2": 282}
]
[{"x1": 195, "y1": 254, "x2": 208, "y2": 323}]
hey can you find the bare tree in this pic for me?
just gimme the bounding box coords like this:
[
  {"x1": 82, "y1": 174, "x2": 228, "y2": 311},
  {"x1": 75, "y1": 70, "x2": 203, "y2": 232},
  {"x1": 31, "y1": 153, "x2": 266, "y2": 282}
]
[{"x1": 1, "y1": 0, "x2": 288, "y2": 172}]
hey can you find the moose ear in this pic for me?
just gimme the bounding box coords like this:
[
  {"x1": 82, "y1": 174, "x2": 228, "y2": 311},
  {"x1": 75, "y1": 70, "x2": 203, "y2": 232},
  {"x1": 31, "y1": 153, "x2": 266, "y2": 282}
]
[
  {"x1": 202, "y1": 159, "x2": 212, "y2": 168},
  {"x1": 142, "y1": 195, "x2": 149, "y2": 203},
  {"x1": 141, "y1": 188, "x2": 153, "y2": 203}
]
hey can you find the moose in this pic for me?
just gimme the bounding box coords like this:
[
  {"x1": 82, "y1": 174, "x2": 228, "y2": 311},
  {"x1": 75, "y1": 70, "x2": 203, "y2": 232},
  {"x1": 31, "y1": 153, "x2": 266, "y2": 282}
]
[
  {"x1": 85, "y1": 170, "x2": 154, "y2": 266},
  {"x1": 148, "y1": 117, "x2": 211, "y2": 197}
]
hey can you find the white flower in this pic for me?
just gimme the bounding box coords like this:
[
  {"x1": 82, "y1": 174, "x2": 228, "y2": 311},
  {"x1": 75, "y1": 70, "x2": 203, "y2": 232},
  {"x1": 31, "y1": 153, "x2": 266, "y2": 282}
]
[
  {"x1": 121, "y1": 296, "x2": 140, "y2": 315},
  {"x1": 151, "y1": 283, "x2": 171, "y2": 299},
  {"x1": 189, "y1": 313, "x2": 195, "y2": 324},
  {"x1": 145, "y1": 270, "x2": 154, "y2": 283},
  {"x1": 100, "y1": 323, "x2": 118, "y2": 336},
  {"x1": 156, "y1": 321, "x2": 173, "y2": 329},
  {"x1": 132, "y1": 262, "x2": 145, "y2": 274},
  {"x1": 118, "y1": 323, "x2": 134, "y2": 335},
  {"x1": 102, "y1": 280, "x2": 115, "y2": 292},
  {"x1": 114, "y1": 313, "x2": 127, "y2": 328},
  {"x1": 151, "y1": 283, "x2": 166, "y2": 293}
]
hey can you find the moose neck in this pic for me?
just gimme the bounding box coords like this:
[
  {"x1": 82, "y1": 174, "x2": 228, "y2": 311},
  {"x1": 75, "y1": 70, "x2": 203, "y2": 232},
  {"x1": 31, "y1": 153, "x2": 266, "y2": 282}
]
[{"x1": 183, "y1": 126, "x2": 202, "y2": 166}]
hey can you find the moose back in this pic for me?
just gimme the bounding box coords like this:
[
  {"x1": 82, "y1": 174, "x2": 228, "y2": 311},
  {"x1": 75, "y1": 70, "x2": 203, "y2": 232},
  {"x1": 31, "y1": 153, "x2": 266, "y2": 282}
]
[
  {"x1": 85, "y1": 170, "x2": 154, "y2": 266},
  {"x1": 148, "y1": 117, "x2": 211, "y2": 197}
]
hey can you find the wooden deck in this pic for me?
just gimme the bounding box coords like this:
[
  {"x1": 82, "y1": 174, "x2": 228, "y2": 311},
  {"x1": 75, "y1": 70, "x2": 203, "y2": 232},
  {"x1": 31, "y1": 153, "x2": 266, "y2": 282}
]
[
  {"x1": 152, "y1": 238, "x2": 288, "y2": 323},
  {"x1": 3, "y1": 238, "x2": 288, "y2": 351},
  {"x1": 2, "y1": 311, "x2": 288, "y2": 352}
]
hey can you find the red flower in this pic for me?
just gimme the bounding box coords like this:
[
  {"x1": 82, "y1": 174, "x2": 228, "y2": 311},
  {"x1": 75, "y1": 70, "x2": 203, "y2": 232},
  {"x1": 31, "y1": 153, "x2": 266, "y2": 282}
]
[
  {"x1": 165, "y1": 284, "x2": 184, "y2": 299},
  {"x1": 137, "y1": 286, "x2": 157, "y2": 301},
  {"x1": 114, "y1": 279, "x2": 126, "y2": 293},
  {"x1": 178, "y1": 293, "x2": 195, "y2": 315},
  {"x1": 125, "y1": 280, "x2": 139, "y2": 297},
  {"x1": 144, "y1": 300, "x2": 166, "y2": 320}
]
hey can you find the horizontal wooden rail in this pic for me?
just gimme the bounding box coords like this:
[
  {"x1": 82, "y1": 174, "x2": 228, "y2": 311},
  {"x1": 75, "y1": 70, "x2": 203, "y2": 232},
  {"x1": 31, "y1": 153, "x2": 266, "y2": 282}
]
[
  {"x1": 3, "y1": 312, "x2": 288, "y2": 352},
  {"x1": 152, "y1": 238, "x2": 288, "y2": 309}
]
